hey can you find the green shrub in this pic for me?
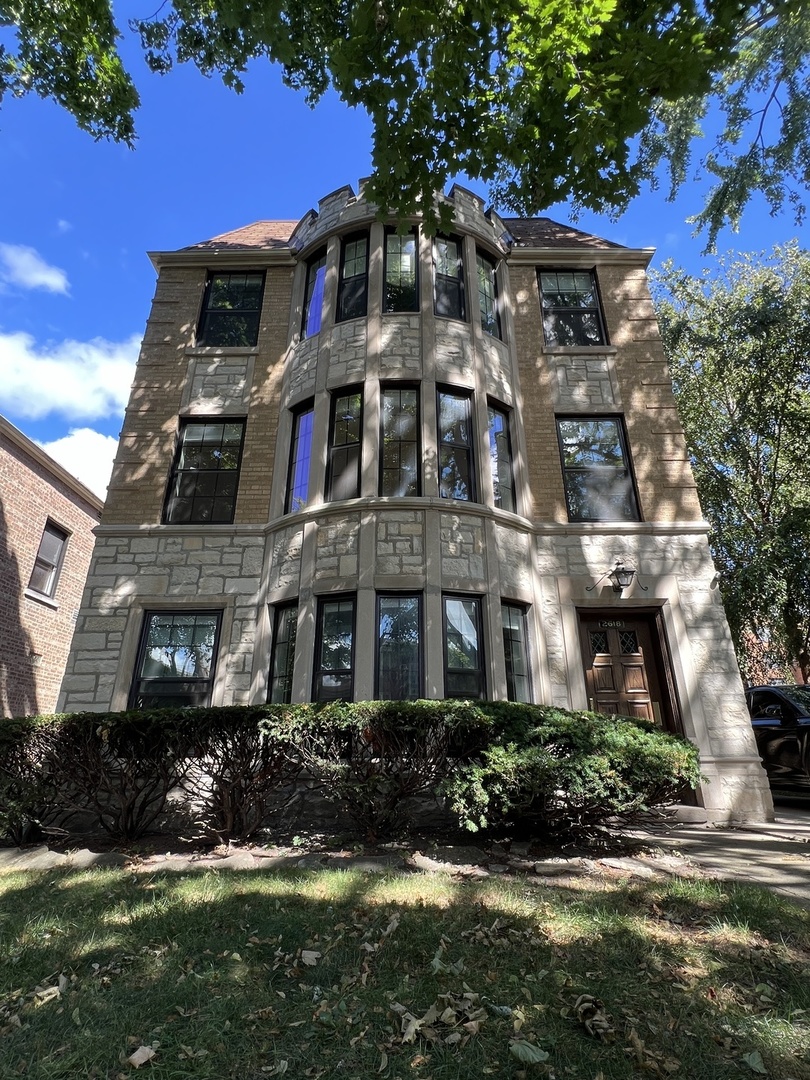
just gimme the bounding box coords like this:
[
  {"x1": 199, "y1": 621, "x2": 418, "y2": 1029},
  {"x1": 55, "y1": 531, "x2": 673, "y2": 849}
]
[
  {"x1": 0, "y1": 701, "x2": 701, "y2": 845},
  {"x1": 183, "y1": 706, "x2": 302, "y2": 840},
  {"x1": 444, "y1": 706, "x2": 702, "y2": 836},
  {"x1": 281, "y1": 700, "x2": 490, "y2": 837},
  {"x1": 0, "y1": 715, "x2": 73, "y2": 844},
  {"x1": 0, "y1": 710, "x2": 201, "y2": 842}
]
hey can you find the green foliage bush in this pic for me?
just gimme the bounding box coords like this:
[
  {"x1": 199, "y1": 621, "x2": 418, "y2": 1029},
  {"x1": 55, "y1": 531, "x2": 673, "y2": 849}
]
[
  {"x1": 281, "y1": 700, "x2": 491, "y2": 837},
  {"x1": 0, "y1": 701, "x2": 701, "y2": 844},
  {"x1": 445, "y1": 705, "x2": 703, "y2": 836},
  {"x1": 184, "y1": 706, "x2": 302, "y2": 840}
]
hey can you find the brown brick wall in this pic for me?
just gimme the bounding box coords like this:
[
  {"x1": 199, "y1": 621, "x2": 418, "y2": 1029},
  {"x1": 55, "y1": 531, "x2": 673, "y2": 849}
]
[
  {"x1": 103, "y1": 268, "x2": 206, "y2": 525},
  {"x1": 511, "y1": 264, "x2": 569, "y2": 522},
  {"x1": 511, "y1": 261, "x2": 703, "y2": 525},
  {"x1": 103, "y1": 265, "x2": 293, "y2": 528},
  {"x1": 236, "y1": 267, "x2": 293, "y2": 524},
  {"x1": 0, "y1": 435, "x2": 100, "y2": 716}
]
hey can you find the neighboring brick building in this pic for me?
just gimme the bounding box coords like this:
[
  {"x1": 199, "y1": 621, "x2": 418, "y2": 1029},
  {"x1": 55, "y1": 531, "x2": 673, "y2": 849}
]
[
  {"x1": 59, "y1": 182, "x2": 772, "y2": 821},
  {"x1": 1, "y1": 416, "x2": 103, "y2": 716}
]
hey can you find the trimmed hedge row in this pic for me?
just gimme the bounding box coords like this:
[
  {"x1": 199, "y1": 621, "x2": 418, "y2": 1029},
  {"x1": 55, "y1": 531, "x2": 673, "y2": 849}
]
[{"x1": 0, "y1": 701, "x2": 702, "y2": 843}]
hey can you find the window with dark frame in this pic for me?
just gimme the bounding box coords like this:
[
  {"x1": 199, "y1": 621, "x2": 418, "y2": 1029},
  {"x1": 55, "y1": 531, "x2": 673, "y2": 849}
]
[
  {"x1": 28, "y1": 521, "x2": 68, "y2": 597},
  {"x1": 197, "y1": 271, "x2": 264, "y2": 347},
  {"x1": 487, "y1": 403, "x2": 515, "y2": 512},
  {"x1": 380, "y1": 385, "x2": 420, "y2": 496},
  {"x1": 327, "y1": 388, "x2": 363, "y2": 501},
  {"x1": 443, "y1": 595, "x2": 485, "y2": 699},
  {"x1": 433, "y1": 235, "x2": 465, "y2": 320},
  {"x1": 268, "y1": 602, "x2": 298, "y2": 704},
  {"x1": 163, "y1": 420, "x2": 245, "y2": 525},
  {"x1": 557, "y1": 416, "x2": 640, "y2": 522},
  {"x1": 302, "y1": 248, "x2": 327, "y2": 338},
  {"x1": 502, "y1": 602, "x2": 531, "y2": 703},
  {"x1": 476, "y1": 251, "x2": 501, "y2": 338},
  {"x1": 285, "y1": 402, "x2": 314, "y2": 513},
  {"x1": 313, "y1": 595, "x2": 356, "y2": 702},
  {"x1": 376, "y1": 594, "x2": 422, "y2": 700},
  {"x1": 129, "y1": 610, "x2": 221, "y2": 709},
  {"x1": 437, "y1": 389, "x2": 475, "y2": 501},
  {"x1": 539, "y1": 269, "x2": 606, "y2": 346},
  {"x1": 384, "y1": 227, "x2": 419, "y2": 312},
  {"x1": 337, "y1": 232, "x2": 370, "y2": 322}
]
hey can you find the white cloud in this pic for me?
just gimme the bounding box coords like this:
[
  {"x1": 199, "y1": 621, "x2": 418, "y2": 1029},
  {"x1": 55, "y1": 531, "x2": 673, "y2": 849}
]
[
  {"x1": 37, "y1": 428, "x2": 118, "y2": 500},
  {"x1": 0, "y1": 330, "x2": 139, "y2": 420},
  {"x1": 0, "y1": 243, "x2": 69, "y2": 293},
  {"x1": 57, "y1": 220, "x2": 72, "y2": 234}
]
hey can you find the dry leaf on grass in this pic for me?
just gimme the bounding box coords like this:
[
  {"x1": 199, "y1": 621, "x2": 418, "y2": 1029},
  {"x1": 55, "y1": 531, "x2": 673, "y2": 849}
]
[
  {"x1": 127, "y1": 1045, "x2": 157, "y2": 1068},
  {"x1": 573, "y1": 995, "x2": 614, "y2": 1042}
]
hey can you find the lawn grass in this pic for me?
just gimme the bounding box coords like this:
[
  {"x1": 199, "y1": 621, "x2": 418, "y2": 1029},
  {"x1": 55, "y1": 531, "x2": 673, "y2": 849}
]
[{"x1": 1, "y1": 865, "x2": 809, "y2": 1079}]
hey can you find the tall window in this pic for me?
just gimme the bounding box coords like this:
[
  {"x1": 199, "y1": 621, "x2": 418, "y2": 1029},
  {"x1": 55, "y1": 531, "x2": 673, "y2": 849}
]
[
  {"x1": 377, "y1": 594, "x2": 422, "y2": 700},
  {"x1": 337, "y1": 232, "x2": 369, "y2": 322},
  {"x1": 502, "y1": 603, "x2": 531, "y2": 703},
  {"x1": 384, "y1": 228, "x2": 419, "y2": 312},
  {"x1": 197, "y1": 272, "x2": 264, "y2": 347},
  {"x1": 268, "y1": 603, "x2": 298, "y2": 704},
  {"x1": 163, "y1": 420, "x2": 245, "y2": 524},
  {"x1": 557, "y1": 417, "x2": 640, "y2": 522},
  {"x1": 327, "y1": 388, "x2": 363, "y2": 501},
  {"x1": 130, "y1": 611, "x2": 220, "y2": 709},
  {"x1": 443, "y1": 596, "x2": 485, "y2": 699},
  {"x1": 434, "y1": 235, "x2": 465, "y2": 320},
  {"x1": 302, "y1": 248, "x2": 327, "y2": 338},
  {"x1": 380, "y1": 385, "x2": 420, "y2": 496},
  {"x1": 487, "y1": 404, "x2": 515, "y2": 512},
  {"x1": 286, "y1": 402, "x2": 314, "y2": 513},
  {"x1": 314, "y1": 596, "x2": 356, "y2": 701},
  {"x1": 438, "y1": 390, "x2": 475, "y2": 501},
  {"x1": 539, "y1": 269, "x2": 606, "y2": 346},
  {"x1": 476, "y1": 251, "x2": 501, "y2": 338},
  {"x1": 28, "y1": 521, "x2": 68, "y2": 598}
]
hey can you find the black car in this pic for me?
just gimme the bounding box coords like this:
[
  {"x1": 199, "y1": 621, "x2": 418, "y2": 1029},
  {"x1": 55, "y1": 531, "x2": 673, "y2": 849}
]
[{"x1": 746, "y1": 684, "x2": 810, "y2": 796}]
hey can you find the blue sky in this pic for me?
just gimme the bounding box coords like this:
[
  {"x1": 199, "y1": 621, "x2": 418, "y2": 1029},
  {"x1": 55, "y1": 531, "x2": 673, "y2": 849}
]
[{"x1": 1, "y1": 7, "x2": 808, "y2": 498}]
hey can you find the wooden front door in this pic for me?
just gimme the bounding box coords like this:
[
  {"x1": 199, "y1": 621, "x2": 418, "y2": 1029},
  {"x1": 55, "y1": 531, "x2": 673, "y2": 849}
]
[{"x1": 578, "y1": 613, "x2": 672, "y2": 729}]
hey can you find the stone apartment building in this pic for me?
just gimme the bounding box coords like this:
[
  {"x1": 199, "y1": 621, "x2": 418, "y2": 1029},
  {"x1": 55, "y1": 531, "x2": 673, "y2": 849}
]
[
  {"x1": 58, "y1": 182, "x2": 772, "y2": 822},
  {"x1": 1, "y1": 415, "x2": 103, "y2": 716}
]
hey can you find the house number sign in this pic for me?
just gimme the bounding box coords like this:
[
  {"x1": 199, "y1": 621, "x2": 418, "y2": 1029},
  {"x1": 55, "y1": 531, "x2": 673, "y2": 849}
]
[{"x1": 599, "y1": 619, "x2": 626, "y2": 629}]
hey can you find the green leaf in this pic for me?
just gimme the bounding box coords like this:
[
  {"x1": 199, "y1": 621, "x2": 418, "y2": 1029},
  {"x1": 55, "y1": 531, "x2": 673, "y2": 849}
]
[
  {"x1": 742, "y1": 1050, "x2": 768, "y2": 1074},
  {"x1": 509, "y1": 1040, "x2": 550, "y2": 1064}
]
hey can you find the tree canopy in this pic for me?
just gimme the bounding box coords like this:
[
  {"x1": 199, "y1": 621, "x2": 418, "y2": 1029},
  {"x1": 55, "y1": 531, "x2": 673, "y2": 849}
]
[
  {"x1": 653, "y1": 243, "x2": 810, "y2": 682},
  {"x1": 2, "y1": 1, "x2": 810, "y2": 243}
]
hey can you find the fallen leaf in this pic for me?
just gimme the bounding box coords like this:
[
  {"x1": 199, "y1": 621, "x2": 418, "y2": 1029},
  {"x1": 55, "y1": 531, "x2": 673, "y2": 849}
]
[
  {"x1": 742, "y1": 1051, "x2": 768, "y2": 1074},
  {"x1": 127, "y1": 1045, "x2": 157, "y2": 1068},
  {"x1": 509, "y1": 1040, "x2": 550, "y2": 1064},
  {"x1": 301, "y1": 951, "x2": 322, "y2": 967}
]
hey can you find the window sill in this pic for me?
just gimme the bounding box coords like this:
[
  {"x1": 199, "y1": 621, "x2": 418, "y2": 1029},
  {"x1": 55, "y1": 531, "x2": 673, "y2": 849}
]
[
  {"x1": 541, "y1": 345, "x2": 617, "y2": 355},
  {"x1": 24, "y1": 588, "x2": 58, "y2": 610},
  {"x1": 185, "y1": 346, "x2": 259, "y2": 357}
]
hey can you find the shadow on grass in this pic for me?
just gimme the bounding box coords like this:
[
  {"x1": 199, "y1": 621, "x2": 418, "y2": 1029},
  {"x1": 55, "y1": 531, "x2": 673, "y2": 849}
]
[{"x1": 1, "y1": 867, "x2": 809, "y2": 1079}]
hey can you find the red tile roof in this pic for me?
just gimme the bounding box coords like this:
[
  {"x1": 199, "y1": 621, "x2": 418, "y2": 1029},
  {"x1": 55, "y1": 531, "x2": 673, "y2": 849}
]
[
  {"x1": 502, "y1": 217, "x2": 626, "y2": 250},
  {"x1": 184, "y1": 220, "x2": 298, "y2": 251},
  {"x1": 184, "y1": 215, "x2": 625, "y2": 252}
]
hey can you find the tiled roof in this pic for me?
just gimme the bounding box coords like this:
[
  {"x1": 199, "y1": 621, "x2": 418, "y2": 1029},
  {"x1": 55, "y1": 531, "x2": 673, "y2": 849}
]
[
  {"x1": 502, "y1": 216, "x2": 626, "y2": 250},
  {"x1": 184, "y1": 220, "x2": 298, "y2": 251},
  {"x1": 184, "y1": 214, "x2": 624, "y2": 252}
]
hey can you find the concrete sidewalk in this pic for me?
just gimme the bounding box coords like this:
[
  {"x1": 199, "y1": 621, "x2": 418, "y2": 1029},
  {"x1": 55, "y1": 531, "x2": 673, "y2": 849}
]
[{"x1": 635, "y1": 805, "x2": 810, "y2": 907}]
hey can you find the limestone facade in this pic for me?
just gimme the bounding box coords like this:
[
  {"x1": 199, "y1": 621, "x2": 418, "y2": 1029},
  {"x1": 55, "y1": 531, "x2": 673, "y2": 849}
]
[{"x1": 58, "y1": 183, "x2": 772, "y2": 822}]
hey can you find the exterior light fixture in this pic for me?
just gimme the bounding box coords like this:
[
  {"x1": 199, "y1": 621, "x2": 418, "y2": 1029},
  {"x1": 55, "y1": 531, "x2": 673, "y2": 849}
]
[
  {"x1": 608, "y1": 561, "x2": 636, "y2": 593},
  {"x1": 586, "y1": 559, "x2": 647, "y2": 594}
]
